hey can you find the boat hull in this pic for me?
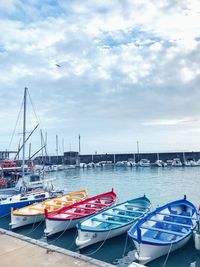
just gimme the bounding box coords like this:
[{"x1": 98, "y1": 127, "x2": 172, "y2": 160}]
[
  {"x1": 10, "y1": 214, "x2": 45, "y2": 229},
  {"x1": 133, "y1": 234, "x2": 192, "y2": 264},
  {"x1": 76, "y1": 223, "x2": 134, "y2": 249},
  {"x1": 0, "y1": 197, "x2": 51, "y2": 218},
  {"x1": 44, "y1": 217, "x2": 82, "y2": 236}
]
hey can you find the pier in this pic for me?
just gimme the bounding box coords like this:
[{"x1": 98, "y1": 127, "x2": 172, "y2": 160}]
[{"x1": 0, "y1": 228, "x2": 114, "y2": 267}]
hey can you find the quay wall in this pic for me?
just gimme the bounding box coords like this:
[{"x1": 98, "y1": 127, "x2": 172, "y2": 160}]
[{"x1": 35, "y1": 151, "x2": 200, "y2": 165}]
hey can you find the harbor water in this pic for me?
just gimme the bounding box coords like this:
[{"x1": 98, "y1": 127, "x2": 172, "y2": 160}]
[{"x1": 1, "y1": 166, "x2": 200, "y2": 267}]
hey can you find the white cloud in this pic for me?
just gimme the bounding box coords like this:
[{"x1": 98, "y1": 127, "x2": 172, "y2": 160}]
[{"x1": 0, "y1": 0, "x2": 200, "y2": 154}]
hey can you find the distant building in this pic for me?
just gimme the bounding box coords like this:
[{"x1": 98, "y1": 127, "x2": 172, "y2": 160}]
[
  {"x1": 0, "y1": 150, "x2": 17, "y2": 160},
  {"x1": 64, "y1": 151, "x2": 79, "y2": 165}
]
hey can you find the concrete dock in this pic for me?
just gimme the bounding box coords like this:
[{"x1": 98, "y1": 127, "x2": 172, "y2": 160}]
[{"x1": 0, "y1": 229, "x2": 114, "y2": 267}]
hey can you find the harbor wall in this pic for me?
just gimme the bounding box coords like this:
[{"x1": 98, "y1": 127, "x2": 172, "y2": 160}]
[{"x1": 34, "y1": 151, "x2": 200, "y2": 165}]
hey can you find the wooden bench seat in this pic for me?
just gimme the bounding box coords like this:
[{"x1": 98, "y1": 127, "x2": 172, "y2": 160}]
[
  {"x1": 141, "y1": 225, "x2": 185, "y2": 236},
  {"x1": 91, "y1": 217, "x2": 124, "y2": 225}
]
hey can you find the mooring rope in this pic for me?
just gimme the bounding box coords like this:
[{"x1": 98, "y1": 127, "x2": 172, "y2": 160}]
[
  {"x1": 122, "y1": 232, "x2": 129, "y2": 257},
  {"x1": 83, "y1": 229, "x2": 111, "y2": 256},
  {"x1": 45, "y1": 218, "x2": 73, "y2": 244},
  {"x1": 163, "y1": 242, "x2": 173, "y2": 267}
]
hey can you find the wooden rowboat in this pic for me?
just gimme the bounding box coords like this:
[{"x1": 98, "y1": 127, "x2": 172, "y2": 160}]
[
  {"x1": 9, "y1": 189, "x2": 87, "y2": 229},
  {"x1": 44, "y1": 189, "x2": 117, "y2": 236}
]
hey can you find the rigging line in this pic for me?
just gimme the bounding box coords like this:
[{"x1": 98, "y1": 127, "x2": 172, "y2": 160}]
[
  {"x1": 8, "y1": 98, "x2": 24, "y2": 151},
  {"x1": 27, "y1": 89, "x2": 45, "y2": 136},
  {"x1": 27, "y1": 90, "x2": 49, "y2": 158}
]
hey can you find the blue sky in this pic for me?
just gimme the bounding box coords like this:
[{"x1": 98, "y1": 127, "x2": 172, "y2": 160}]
[{"x1": 0, "y1": 0, "x2": 200, "y2": 157}]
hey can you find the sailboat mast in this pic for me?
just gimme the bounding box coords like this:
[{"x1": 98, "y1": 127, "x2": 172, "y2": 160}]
[{"x1": 22, "y1": 87, "x2": 27, "y2": 176}]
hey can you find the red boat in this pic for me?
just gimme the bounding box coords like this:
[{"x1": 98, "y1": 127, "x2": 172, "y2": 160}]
[{"x1": 44, "y1": 189, "x2": 116, "y2": 236}]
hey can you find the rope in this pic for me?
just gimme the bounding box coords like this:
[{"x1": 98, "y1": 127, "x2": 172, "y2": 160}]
[
  {"x1": 163, "y1": 242, "x2": 173, "y2": 267},
  {"x1": 45, "y1": 219, "x2": 73, "y2": 244},
  {"x1": 122, "y1": 233, "x2": 129, "y2": 257},
  {"x1": 83, "y1": 229, "x2": 111, "y2": 256}
]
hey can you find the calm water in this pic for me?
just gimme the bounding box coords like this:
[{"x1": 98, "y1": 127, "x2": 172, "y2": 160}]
[{"x1": 1, "y1": 166, "x2": 200, "y2": 267}]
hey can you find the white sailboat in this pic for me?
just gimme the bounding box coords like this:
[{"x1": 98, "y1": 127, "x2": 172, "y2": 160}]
[{"x1": 0, "y1": 88, "x2": 56, "y2": 217}]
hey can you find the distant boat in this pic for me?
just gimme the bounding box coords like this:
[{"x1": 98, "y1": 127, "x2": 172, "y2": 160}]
[
  {"x1": 9, "y1": 189, "x2": 87, "y2": 229},
  {"x1": 171, "y1": 158, "x2": 182, "y2": 167},
  {"x1": 138, "y1": 159, "x2": 151, "y2": 167},
  {"x1": 128, "y1": 196, "x2": 197, "y2": 264},
  {"x1": 44, "y1": 189, "x2": 117, "y2": 236},
  {"x1": 115, "y1": 161, "x2": 127, "y2": 167},
  {"x1": 154, "y1": 160, "x2": 167, "y2": 167},
  {"x1": 76, "y1": 195, "x2": 151, "y2": 249},
  {"x1": 184, "y1": 159, "x2": 200, "y2": 167}
]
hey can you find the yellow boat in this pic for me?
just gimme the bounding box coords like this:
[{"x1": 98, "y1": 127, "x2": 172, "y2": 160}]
[{"x1": 10, "y1": 189, "x2": 87, "y2": 229}]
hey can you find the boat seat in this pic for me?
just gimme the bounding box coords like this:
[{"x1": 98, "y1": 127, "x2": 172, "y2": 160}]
[
  {"x1": 87, "y1": 202, "x2": 107, "y2": 207},
  {"x1": 157, "y1": 212, "x2": 196, "y2": 220},
  {"x1": 113, "y1": 207, "x2": 143, "y2": 216},
  {"x1": 63, "y1": 211, "x2": 89, "y2": 216},
  {"x1": 91, "y1": 217, "x2": 124, "y2": 225},
  {"x1": 141, "y1": 225, "x2": 185, "y2": 236},
  {"x1": 103, "y1": 212, "x2": 134, "y2": 220},
  {"x1": 149, "y1": 218, "x2": 191, "y2": 228},
  {"x1": 126, "y1": 203, "x2": 146, "y2": 210}
]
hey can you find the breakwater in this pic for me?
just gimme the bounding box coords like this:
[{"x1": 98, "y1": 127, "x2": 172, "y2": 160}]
[{"x1": 35, "y1": 151, "x2": 200, "y2": 165}]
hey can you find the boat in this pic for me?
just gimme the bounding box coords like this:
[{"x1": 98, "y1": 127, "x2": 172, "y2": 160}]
[
  {"x1": 154, "y1": 160, "x2": 167, "y2": 167},
  {"x1": 0, "y1": 189, "x2": 56, "y2": 217},
  {"x1": 44, "y1": 189, "x2": 117, "y2": 236},
  {"x1": 128, "y1": 196, "x2": 197, "y2": 264},
  {"x1": 115, "y1": 161, "x2": 127, "y2": 167},
  {"x1": 171, "y1": 158, "x2": 182, "y2": 167},
  {"x1": 0, "y1": 88, "x2": 57, "y2": 216},
  {"x1": 9, "y1": 189, "x2": 87, "y2": 229},
  {"x1": 76, "y1": 195, "x2": 151, "y2": 249},
  {"x1": 138, "y1": 159, "x2": 151, "y2": 167}
]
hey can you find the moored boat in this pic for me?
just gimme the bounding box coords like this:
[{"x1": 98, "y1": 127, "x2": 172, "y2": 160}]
[
  {"x1": 0, "y1": 189, "x2": 55, "y2": 218},
  {"x1": 9, "y1": 189, "x2": 87, "y2": 229},
  {"x1": 128, "y1": 196, "x2": 197, "y2": 264},
  {"x1": 44, "y1": 189, "x2": 117, "y2": 236},
  {"x1": 76, "y1": 195, "x2": 151, "y2": 249}
]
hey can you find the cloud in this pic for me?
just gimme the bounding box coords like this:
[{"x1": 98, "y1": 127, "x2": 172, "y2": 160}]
[{"x1": 0, "y1": 0, "x2": 200, "y2": 154}]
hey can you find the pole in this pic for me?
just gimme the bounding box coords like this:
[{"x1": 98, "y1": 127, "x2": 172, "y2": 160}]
[
  {"x1": 137, "y1": 141, "x2": 140, "y2": 162},
  {"x1": 22, "y1": 87, "x2": 27, "y2": 177}
]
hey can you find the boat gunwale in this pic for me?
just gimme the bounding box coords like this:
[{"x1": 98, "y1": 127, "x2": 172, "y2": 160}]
[
  {"x1": 76, "y1": 196, "x2": 151, "y2": 232},
  {"x1": 128, "y1": 197, "x2": 197, "y2": 246}
]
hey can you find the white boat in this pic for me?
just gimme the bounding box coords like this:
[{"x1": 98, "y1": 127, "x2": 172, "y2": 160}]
[
  {"x1": 138, "y1": 159, "x2": 151, "y2": 167},
  {"x1": 76, "y1": 196, "x2": 151, "y2": 249},
  {"x1": 44, "y1": 190, "x2": 117, "y2": 236},
  {"x1": 9, "y1": 189, "x2": 87, "y2": 229},
  {"x1": 154, "y1": 160, "x2": 167, "y2": 167},
  {"x1": 128, "y1": 196, "x2": 197, "y2": 264},
  {"x1": 0, "y1": 88, "x2": 57, "y2": 216},
  {"x1": 184, "y1": 159, "x2": 200, "y2": 167},
  {"x1": 171, "y1": 158, "x2": 182, "y2": 167},
  {"x1": 127, "y1": 161, "x2": 136, "y2": 167}
]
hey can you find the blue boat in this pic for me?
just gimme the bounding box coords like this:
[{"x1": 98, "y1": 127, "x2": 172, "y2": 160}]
[
  {"x1": 128, "y1": 196, "x2": 197, "y2": 264},
  {"x1": 76, "y1": 195, "x2": 151, "y2": 249},
  {"x1": 0, "y1": 191, "x2": 55, "y2": 218}
]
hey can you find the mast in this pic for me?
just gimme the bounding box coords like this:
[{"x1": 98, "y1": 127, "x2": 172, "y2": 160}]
[
  {"x1": 56, "y1": 134, "x2": 58, "y2": 164},
  {"x1": 22, "y1": 87, "x2": 27, "y2": 177}
]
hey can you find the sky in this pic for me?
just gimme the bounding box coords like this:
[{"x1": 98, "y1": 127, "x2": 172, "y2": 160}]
[{"x1": 0, "y1": 0, "x2": 200, "y2": 157}]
